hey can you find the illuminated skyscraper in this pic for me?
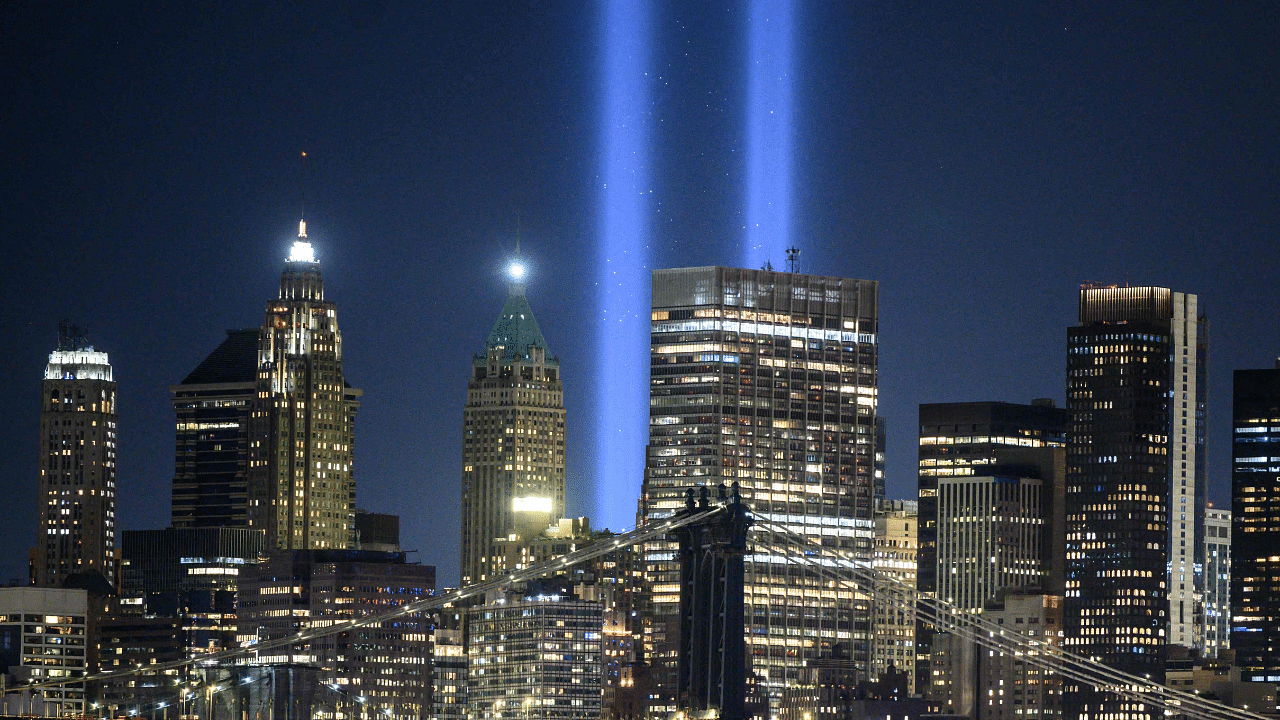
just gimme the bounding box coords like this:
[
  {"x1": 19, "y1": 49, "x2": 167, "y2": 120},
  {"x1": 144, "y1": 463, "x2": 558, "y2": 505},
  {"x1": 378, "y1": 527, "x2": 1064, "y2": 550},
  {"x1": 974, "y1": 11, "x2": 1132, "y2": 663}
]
[
  {"x1": 1063, "y1": 286, "x2": 1206, "y2": 720},
  {"x1": 460, "y1": 260, "x2": 566, "y2": 586},
  {"x1": 640, "y1": 266, "x2": 879, "y2": 712},
  {"x1": 247, "y1": 221, "x2": 362, "y2": 550},
  {"x1": 1203, "y1": 506, "x2": 1230, "y2": 659},
  {"x1": 34, "y1": 322, "x2": 117, "y2": 588},
  {"x1": 1230, "y1": 366, "x2": 1280, "y2": 681}
]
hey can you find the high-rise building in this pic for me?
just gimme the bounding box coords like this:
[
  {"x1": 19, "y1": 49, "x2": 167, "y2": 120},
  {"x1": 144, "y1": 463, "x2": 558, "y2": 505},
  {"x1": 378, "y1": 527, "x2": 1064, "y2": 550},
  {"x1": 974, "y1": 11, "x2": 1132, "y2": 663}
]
[
  {"x1": 1231, "y1": 366, "x2": 1280, "y2": 681},
  {"x1": 248, "y1": 221, "x2": 362, "y2": 551},
  {"x1": 1063, "y1": 286, "x2": 1206, "y2": 719},
  {"x1": 460, "y1": 260, "x2": 565, "y2": 586},
  {"x1": 0, "y1": 587, "x2": 88, "y2": 716},
  {"x1": 1204, "y1": 506, "x2": 1231, "y2": 659},
  {"x1": 936, "y1": 475, "x2": 1045, "y2": 612},
  {"x1": 915, "y1": 401, "x2": 1068, "y2": 690},
  {"x1": 467, "y1": 578, "x2": 603, "y2": 720},
  {"x1": 872, "y1": 500, "x2": 917, "y2": 694},
  {"x1": 236, "y1": 549, "x2": 436, "y2": 720},
  {"x1": 171, "y1": 329, "x2": 260, "y2": 528},
  {"x1": 975, "y1": 592, "x2": 1064, "y2": 720},
  {"x1": 640, "y1": 266, "x2": 879, "y2": 711},
  {"x1": 34, "y1": 322, "x2": 118, "y2": 588}
]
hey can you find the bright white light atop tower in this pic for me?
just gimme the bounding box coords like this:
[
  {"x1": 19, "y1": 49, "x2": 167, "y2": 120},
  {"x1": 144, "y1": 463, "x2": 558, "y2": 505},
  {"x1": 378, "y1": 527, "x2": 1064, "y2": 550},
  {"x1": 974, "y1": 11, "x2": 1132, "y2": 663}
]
[
  {"x1": 508, "y1": 261, "x2": 527, "y2": 281},
  {"x1": 288, "y1": 240, "x2": 316, "y2": 263}
]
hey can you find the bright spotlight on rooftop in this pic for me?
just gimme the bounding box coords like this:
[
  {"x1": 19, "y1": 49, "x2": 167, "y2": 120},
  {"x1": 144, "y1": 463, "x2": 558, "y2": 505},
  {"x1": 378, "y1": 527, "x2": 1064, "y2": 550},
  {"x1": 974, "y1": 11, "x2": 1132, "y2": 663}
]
[{"x1": 508, "y1": 261, "x2": 526, "y2": 281}]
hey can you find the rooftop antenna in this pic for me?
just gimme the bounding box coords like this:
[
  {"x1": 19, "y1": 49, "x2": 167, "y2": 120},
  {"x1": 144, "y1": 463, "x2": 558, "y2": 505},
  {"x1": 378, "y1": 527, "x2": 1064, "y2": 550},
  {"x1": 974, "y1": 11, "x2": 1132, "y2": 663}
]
[
  {"x1": 785, "y1": 246, "x2": 800, "y2": 274},
  {"x1": 515, "y1": 211, "x2": 522, "y2": 257},
  {"x1": 298, "y1": 151, "x2": 308, "y2": 238}
]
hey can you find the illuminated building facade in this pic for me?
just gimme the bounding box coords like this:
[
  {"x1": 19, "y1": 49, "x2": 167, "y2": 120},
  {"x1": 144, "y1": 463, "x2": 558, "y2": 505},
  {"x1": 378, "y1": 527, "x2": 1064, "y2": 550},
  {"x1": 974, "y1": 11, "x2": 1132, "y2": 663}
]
[
  {"x1": 236, "y1": 549, "x2": 435, "y2": 720},
  {"x1": 1203, "y1": 506, "x2": 1230, "y2": 658},
  {"x1": 34, "y1": 322, "x2": 117, "y2": 588},
  {"x1": 936, "y1": 475, "x2": 1045, "y2": 612},
  {"x1": 976, "y1": 592, "x2": 1064, "y2": 720},
  {"x1": 466, "y1": 578, "x2": 603, "y2": 720},
  {"x1": 171, "y1": 329, "x2": 259, "y2": 528},
  {"x1": 0, "y1": 587, "x2": 88, "y2": 716},
  {"x1": 431, "y1": 624, "x2": 467, "y2": 720},
  {"x1": 248, "y1": 222, "x2": 362, "y2": 551},
  {"x1": 915, "y1": 401, "x2": 1067, "y2": 691},
  {"x1": 872, "y1": 500, "x2": 917, "y2": 694},
  {"x1": 1230, "y1": 367, "x2": 1280, "y2": 681},
  {"x1": 640, "y1": 266, "x2": 879, "y2": 711},
  {"x1": 460, "y1": 262, "x2": 565, "y2": 586},
  {"x1": 1063, "y1": 286, "x2": 1206, "y2": 720}
]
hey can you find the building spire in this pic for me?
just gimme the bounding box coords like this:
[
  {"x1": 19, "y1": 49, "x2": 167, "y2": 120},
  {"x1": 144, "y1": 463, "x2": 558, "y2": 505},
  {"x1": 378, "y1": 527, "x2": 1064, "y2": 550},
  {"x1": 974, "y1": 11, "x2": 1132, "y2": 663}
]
[
  {"x1": 506, "y1": 215, "x2": 527, "y2": 296},
  {"x1": 298, "y1": 151, "x2": 308, "y2": 239}
]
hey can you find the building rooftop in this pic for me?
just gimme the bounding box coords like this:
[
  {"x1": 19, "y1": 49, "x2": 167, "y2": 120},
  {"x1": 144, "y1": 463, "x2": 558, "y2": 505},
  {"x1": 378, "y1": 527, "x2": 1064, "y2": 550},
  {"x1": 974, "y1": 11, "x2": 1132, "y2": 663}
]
[
  {"x1": 181, "y1": 329, "x2": 260, "y2": 385},
  {"x1": 483, "y1": 291, "x2": 555, "y2": 363}
]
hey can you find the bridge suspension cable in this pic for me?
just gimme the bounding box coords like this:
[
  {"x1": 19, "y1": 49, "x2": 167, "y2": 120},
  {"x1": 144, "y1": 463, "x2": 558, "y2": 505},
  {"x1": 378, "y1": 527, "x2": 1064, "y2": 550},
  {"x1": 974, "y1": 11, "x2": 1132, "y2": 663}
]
[
  {"x1": 754, "y1": 520, "x2": 1266, "y2": 720},
  {"x1": 10, "y1": 505, "x2": 727, "y2": 694}
]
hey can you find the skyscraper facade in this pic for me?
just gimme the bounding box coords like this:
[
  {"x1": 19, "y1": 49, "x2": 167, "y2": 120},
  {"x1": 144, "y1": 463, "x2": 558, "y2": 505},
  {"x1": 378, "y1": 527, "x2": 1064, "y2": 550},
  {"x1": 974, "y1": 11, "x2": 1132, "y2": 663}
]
[
  {"x1": 935, "y1": 475, "x2": 1045, "y2": 612},
  {"x1": 1064, "y1": 286, "x2": 1206, "y2": 719},
  {"x1": 248, "y1": 222, "x2": 362, "y2": 551},
  {"x1": 460, "y1": 263, "x2": 565, "y2": 586},
  {"x1": 34, "y1": 323, "x2": 118, "y2": 588},
  {"x1": 1231, "y1": 366, "x2": 1280, "y2": 681},
  {"x1": 872, "y1": 500, "x2": 917, "y2": 695},
  {"x1": 640, "y1": 266, "x2": 879, "y2": 711},
  {"x1": 1203, "y1": 506, "x2": 1230, "y2": 659},
  {"x1": 915, "y1": 401, "x2": 1068, "y2": 691},
  {"x1": 171, "y1": 329, "x2": 259, "y2": 528}
]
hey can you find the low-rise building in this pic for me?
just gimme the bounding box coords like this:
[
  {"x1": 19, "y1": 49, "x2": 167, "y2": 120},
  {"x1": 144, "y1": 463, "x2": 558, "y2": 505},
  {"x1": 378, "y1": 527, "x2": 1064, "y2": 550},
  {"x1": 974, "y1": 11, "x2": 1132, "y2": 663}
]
[{"x1": 0, "y1": 587, "x2": 88, "y2": 716}]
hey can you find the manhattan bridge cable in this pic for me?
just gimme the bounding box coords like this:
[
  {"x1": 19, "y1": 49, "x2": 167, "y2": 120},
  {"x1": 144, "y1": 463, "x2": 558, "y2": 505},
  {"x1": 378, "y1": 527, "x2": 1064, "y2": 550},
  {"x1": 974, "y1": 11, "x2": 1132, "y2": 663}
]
[{"x1": 10, "y1": 504, "x2": 1266, "y2": 720}]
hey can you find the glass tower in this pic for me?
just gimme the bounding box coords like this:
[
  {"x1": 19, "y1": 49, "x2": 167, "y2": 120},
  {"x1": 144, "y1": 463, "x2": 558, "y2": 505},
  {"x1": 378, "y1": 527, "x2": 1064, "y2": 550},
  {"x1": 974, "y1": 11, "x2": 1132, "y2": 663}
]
[
  {"x1": 460, "y1": 262, "x2": 566, "y2": 587},
  {"x1": 1230, "y1": 366, "x2": 1280, "y2": 680},
  {"x1": 1063, "y1": 286, "x2": 1206, "y2": 720},
  {"x1": 34, "y1": 322, "x2": 117, "y2": 588},
  {"x1": 640, "y1": 265, "x2": 879, "y2": 713},
  {"x1": 247, "y1": 221, "x2": 362, "y2": 551}
]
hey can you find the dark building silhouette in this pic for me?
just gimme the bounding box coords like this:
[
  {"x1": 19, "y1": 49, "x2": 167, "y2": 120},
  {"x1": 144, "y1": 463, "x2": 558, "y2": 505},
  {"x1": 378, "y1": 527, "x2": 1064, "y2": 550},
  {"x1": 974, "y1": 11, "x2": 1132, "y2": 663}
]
[
  {"x1": 1063, "y1": 286, "x2": 1207, "y2": 720},
  {"x1": 1231, "y1": 366, "x2": 1280, "y2": 682},
  {"x1": 170, "y1": 329, "x2": 260, "y2": 528}
]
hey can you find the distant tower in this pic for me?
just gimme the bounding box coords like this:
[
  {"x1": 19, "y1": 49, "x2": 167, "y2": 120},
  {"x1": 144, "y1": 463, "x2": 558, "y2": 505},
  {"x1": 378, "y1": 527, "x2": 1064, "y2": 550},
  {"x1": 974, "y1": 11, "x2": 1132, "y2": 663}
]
[
  {"x1": 247, "y1": 221, "x2": 363, "y2": 550},
  {"x1": 460, "y1": 257, "x2": 566, "y2": 587},
  {"x1": 34, "y1": 322, "x2": 117, "y2": 588},
  {"x1": 1063, "y1": 286, "x2": 1206, "y2": 720}
]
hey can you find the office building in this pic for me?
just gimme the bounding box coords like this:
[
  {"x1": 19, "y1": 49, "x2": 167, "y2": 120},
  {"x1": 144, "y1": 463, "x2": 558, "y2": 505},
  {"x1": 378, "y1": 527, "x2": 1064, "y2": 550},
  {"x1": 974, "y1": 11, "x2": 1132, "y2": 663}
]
[
  {"x1": 872, "y1": 500, "x2": 917, "y2": 694},
  {"x1": 247, "y1": 221, "x2": 362, "y2": 551},
  {"x1": 1064, "y1": 286, "x2": 1206, "y2": 719},
  {"x1": 467, "y1": 578, "x2": 603, "y2": 720},
  {"x1": 640, "y1": 266, "x2": 879, "y2": 711},
  {"x1": 34, "y1": 322, "x2": 118, "y2": 589},
  {"x1": 1231, "y1": 366, "x2": 1280, "y2": 681},
  {"x1": 119, "y1": 527, "x2": 264, "y2": 657},
  {"x1": 236, "y1": 549, "x2": 436, "y2": 720},
  {"x1": 431, "y1": 623, "x2": 467, "y2": 720},
  {"x1": 0, "y1": 587, "x2": 88, "y2": 716},
  {"x1": 976, "y1": 592, "x2": 1063, "y2": 720},
  {"x1": 96, "y1": 612, "x2": 185, "y2": 712},
  {"x1": 461, "y1": 260, "x2": 566, "y2": 586},
  {"x1": 1204, "y1": 506, "x2": 1230, "y2": 659},
  {"x1": 936, "y1": 475, "x2": 1045, "y2": 612},
  {"x1": 915, "y1": 401, "x2": 1068, "y2": 690},
  {"x1": 171, "y1": 328, "x2": 259, "y2": 528}
]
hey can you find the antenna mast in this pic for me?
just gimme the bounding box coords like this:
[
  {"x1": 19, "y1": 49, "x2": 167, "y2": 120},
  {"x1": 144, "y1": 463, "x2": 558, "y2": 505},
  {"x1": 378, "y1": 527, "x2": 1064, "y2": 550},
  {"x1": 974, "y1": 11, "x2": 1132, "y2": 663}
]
[
  {"x1": 785, "y1": 246, "x2": 800, "y2": 274},
  {"x1": 299, "y1": 151, "x2": 308, "y2": 238}
]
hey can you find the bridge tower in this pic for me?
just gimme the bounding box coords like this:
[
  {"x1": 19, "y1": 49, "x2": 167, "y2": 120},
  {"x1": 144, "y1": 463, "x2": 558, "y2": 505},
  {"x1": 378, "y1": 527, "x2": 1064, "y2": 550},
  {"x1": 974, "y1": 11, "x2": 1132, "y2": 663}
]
[{"x1": 672, "y1": 484, "x2": 752, "y2": 720}]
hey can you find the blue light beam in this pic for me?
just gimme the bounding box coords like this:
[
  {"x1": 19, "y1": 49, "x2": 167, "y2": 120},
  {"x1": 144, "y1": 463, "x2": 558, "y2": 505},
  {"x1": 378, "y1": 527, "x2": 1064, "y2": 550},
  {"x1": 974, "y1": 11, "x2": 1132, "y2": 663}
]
[
  {"x1": 597, "y1": 0, "x2": 652, "y2": 530},
  {"x1": 745, "y1": 0, "x2": 795, "y2": 270}
]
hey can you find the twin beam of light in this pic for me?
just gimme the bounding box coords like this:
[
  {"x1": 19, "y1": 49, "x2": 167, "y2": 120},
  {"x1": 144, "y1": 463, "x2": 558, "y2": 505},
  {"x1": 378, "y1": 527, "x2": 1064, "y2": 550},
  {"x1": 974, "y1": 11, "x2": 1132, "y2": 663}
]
[
  {"x1": 745, "y1": 0, "x2": 795, "y2": 270},
  {"x1": 597, "y1": 0, "x2": 652, "y2": 531}
]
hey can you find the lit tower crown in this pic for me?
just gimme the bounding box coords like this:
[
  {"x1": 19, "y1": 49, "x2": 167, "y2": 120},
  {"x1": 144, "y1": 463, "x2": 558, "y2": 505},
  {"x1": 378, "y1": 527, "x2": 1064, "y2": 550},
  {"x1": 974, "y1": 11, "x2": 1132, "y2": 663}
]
[
  {"x1": 247, "y1": 220, "x2": 363, "y2": 551},
  {"x1": 460, "y1": 254, "x2": 567, "y2": 587}
]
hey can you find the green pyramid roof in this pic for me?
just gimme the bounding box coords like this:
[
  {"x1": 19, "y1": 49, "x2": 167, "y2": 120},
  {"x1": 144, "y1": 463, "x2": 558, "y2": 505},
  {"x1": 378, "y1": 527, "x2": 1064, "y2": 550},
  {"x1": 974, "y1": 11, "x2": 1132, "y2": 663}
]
[{"x1": 482, "y1": 290, "x2": 556, "y2": 364}]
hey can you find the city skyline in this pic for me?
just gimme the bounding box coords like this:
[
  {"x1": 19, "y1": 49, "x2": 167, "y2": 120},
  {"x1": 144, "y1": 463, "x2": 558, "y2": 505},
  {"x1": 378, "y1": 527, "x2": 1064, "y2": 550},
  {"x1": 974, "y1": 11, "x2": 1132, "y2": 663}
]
[{"x1": 2, "y1": 3, "x2": 1279, "y2": 586}]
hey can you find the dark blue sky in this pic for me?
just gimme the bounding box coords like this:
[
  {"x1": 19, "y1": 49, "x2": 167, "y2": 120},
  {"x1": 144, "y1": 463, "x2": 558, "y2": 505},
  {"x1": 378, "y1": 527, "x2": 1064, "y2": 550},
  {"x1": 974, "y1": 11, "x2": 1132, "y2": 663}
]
[{"x1": 2, "y1": 2, "x2": 1276, "y2": 586}]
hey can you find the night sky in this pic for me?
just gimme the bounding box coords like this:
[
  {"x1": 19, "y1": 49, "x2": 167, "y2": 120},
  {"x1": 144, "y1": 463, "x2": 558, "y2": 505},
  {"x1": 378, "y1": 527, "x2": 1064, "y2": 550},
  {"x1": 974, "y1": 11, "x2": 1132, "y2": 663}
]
[{"x1": 3, "y1": 2, "x2": 1277, "y2": 587}]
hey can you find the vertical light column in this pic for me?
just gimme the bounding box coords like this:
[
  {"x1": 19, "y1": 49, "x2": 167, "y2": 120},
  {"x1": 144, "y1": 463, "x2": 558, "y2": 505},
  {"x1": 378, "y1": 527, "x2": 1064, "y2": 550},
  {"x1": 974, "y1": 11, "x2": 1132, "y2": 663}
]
[
  {"x1": 597, "y1": 0, "x2": 652, "y2": 529},
  {"x1": 745, "y1": 0, "x2": 794, "y2": 269}
]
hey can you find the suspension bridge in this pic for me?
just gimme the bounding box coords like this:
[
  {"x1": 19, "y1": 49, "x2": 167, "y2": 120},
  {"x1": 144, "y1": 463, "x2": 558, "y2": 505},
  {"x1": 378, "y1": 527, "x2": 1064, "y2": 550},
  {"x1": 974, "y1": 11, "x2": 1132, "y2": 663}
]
[{"x1": 6, "y1": 486, "x2": 1265, "y2": 720}]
